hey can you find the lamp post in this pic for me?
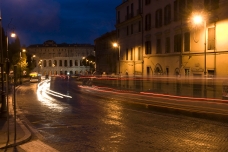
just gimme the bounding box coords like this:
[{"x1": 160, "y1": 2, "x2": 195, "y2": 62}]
[
  {"x1": 20, "y1": 49, "x2": 26, "y2": 84},
  {"x1": 193, "y1": 15, "x2": 207, "y2": 76},
  {"x1": 113, "y1": 43, "x2": 120, "y2": 75}
]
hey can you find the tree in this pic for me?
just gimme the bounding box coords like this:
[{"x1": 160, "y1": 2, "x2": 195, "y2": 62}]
[
  {"x1": 81, "y1": 54, "x2": 96, "y2": 72},
  {"x1": 8, "y1": 37, "x2": 28, "y2": 77}
]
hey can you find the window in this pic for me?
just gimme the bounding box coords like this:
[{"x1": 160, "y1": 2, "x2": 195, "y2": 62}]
[
  {"x1": 204, "y1": 0, "x2": 219, "y2": 10},
  {"x1": 138, "y1": 0, "x2": 142, "y2": 14},
  {"x1": 80, "y1": 60, "x2": 83, "y2": 66},
  {"x1": 131, "y1": 3, "x2": 134, "y2": 17},
  {"x1": 138, "y1": 47, "x2": 142, "y2": 60},
  {"x1": 145, "y1": 0, "x2": 151, "y2": 5},
  {"x1": 156, "y1": 39, "x2": 162, "y2": 54},
  {"x1": 131, "y1": 24, "x2": 133, "y2": 34},
  {"x1": 64, "y1": 60, "x2": 67, "y2": 67},
  {"x1": 138, "y1": 21, "x2": 141, "y2": 32},
  {"x1": 75, "y1": 60, "x2": 78, "y2": 66},
  {"x1": 145, "y1": 14, "x2": 151, "y2": 31},
  {"x1": 59, "y1": 60, "x2": 62, "y2": 66},
  {"x1": 145, "y1": 41, "x2": 151, "y2": 54},
  {"x1": 174, "y1": 34, "x2": 182, "y2": 52},
  {"x1": 184, "y1": 32, "x2": 190, "y2": 52},
  {"x1": 147, "y1": 67, "x2": 150, "y2": 76},
  {"x1": 130, "y1": 48, "x2": 133, "y2": 60},
  {"x1": 164, "y1": 4, "x2": 171, "y2": 25},
  {"x1": 34, "y1": 60, "x2": 37, "y2": 67},
  {"x1": 49, "y1": 60, "x2": 52, "y2": 67},
  {"x1": 208, "y1": 27, "x2": 215, "y2": 50},
  {"x1": 117, "y1": 11, "x2": 120, "y2": 23},
  {"x1": 155, "y1": 9, "x2": 162, "y2": 28},
  {"x1": 166, "y1": 68, "x2": 169, "y2": 76},
  {"x1": 174, "y1": 0, "x2": 193, "y2": 21},
  {"x1": 208, "y1": 70, "x2": 215, "y2": 77},
  {"x1": 70, "y1": 60, "x2": 72, "y2": 67},
  {"x1": 43, "y1": 60, "x2": 47, "y2": 67},
  {"x1": 165, "y1": 37, "x2": 170, "y2": 53},
  {"x1": 185, "y1": 69, "x2": 190, "y2": 76},
  {"x1": 126, "y1": 49, "x2": 129, "y2": 60},
  {"x1": 54, "y1": 60, "x2": 57, "y2": 67},
  {"x1": 126, "y1": 6, "x2": 129, "y2": 20}
]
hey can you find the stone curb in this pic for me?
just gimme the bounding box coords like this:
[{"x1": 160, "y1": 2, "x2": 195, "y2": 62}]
[{"x1": 0, "y1": 118, "x2": 32, "y2": 149}]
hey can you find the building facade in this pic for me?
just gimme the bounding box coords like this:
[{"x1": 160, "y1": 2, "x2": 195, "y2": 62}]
[
  {"x1": 94, "y1": 30, "x2": 117, "y2": 75},
  {"x1": 27, "y1": 40, "x2": 95, "y2": 76},
  {"x1": 116, "y1": 0, "x2": 228, "y2": 77}
]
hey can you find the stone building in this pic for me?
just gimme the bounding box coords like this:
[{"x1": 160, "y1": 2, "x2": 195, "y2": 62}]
[
  {"x1": 94, "y1": 30, "x2": 117, "y2": 75},
  {"x1": 27, "y1": 40, "x2": 95, "y2": 76},
  {"x1": 116, "y1": 0, "x2": 228, "y2": 77}
]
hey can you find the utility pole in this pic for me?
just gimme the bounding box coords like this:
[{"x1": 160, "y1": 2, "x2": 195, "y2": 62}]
[{"x1": 0, "y1": 10, "x2": 6, "y2": 114}]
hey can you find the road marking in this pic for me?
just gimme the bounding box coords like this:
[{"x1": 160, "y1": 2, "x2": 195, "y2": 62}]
[{"x1": 19, "y1": 140, "x2": 59, "y2": 152}]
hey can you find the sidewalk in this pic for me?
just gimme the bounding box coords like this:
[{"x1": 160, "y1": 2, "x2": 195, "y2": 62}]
[{"x1": 0, "y1": 97, "x2": 31, "y2": 149}]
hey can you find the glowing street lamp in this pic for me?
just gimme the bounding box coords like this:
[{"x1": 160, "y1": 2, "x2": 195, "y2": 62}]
[
  {"x1": 112, "y1": 42, "x2": 120, "y2": 75},
  {"x1": 193, "y1": 14, "x2": 207, "y2": 76},
  {"x1": 20, "y1": 48, "x2": 26, "y2": 84}
]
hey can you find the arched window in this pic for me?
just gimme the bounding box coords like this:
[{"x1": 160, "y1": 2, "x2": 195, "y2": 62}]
[
  {"x1": 54, "y1": 60, "x2": 57, "y2": 67},
  {"x1": 43, "y1": 60, "x2": 47, "y2": 67},
  {"x1": 75, "y1": 60, "x2": 78, "y2": 66},
  {"x1": 49, "y1": 60, "x2": 52, "y2": 67},
  {"x1": 154, "y1": 63, "x2": 163, "y2": 75}
]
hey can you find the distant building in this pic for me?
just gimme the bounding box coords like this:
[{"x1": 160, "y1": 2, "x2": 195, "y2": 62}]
[
  {"x1": 27, "y1": 40, "x2": 95, "y2": 76},
  {"x1": 116, "y1": 0, "x2": 228, "y2": 77},
  {"x1": 94, "y1": 30, "x2": 117, "y2": 75}
]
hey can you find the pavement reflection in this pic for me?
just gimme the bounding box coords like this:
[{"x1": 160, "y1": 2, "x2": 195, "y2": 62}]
[{"x1": 36, "y1": 80, "x2": 72, "y2": 112}]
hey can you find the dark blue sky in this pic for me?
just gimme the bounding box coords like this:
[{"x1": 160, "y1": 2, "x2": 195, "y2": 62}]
[{"x1": 1, "y1": 0, "x2": 121, "y2": 46}]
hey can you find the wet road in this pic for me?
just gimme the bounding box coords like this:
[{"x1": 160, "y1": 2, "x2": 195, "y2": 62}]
[{"x1": 16, "y1": 77, "x2": 228, "y2": 152}]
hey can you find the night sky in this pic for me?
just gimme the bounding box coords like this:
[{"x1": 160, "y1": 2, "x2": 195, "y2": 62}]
[{"x1": 1, "y1": 0, "x2": 121, "y2": 46}]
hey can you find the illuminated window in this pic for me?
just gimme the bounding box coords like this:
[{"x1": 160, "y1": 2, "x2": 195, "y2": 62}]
[
  {"x1": 54, "y1": 60, "x2": 57, "y2": 66},
  {"x1": 208, "y1": 27, "x2": 215, "y2": 50}
]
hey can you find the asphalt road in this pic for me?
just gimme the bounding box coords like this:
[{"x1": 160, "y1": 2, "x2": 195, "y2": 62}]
[{"x1": 15, "y1": 77, "x2": 228, "y2": 152}]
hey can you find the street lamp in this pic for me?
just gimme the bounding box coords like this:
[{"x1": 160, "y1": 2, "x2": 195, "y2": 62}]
[
  {"x1": 20, "y1": 49, "x2": 26, "y2": 84},
  {"x1": 193, "y1": 15, "x2": 207, "y2": 76},
  {"x1": 113, "y1": 42, "x2": 120, "y2": 75}
]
